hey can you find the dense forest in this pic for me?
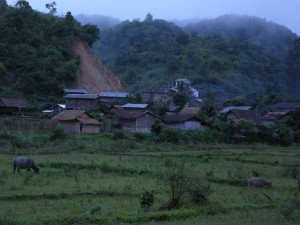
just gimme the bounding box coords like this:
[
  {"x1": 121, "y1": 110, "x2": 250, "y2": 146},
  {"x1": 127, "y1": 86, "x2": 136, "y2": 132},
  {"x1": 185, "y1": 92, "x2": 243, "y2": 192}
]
[
  {"x1": 183, "y1": 15, "x2": 298, "y2": 62},
  {"x1": 1, "y1": 1, "x2": 300, "y2": 106},
  {"x1": 92, "y1": 13, "x2": 299, "y2": 99},
  {"x1": 0, "y1": 0, "x2": 99, "y2": 102}
]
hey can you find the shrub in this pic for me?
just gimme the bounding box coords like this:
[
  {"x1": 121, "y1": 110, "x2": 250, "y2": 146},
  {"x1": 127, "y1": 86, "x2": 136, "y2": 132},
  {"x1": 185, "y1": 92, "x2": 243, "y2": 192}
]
[
  {"x1": 152, "y1": 128, "x2": 185, "y2": 144},
  {"x1": 112, "y1": 129, "x2": 126, "y2": 139},
  {"x1": 151, "y1": 119, "x2": 162, "y2": 135},
  {"x1": 86, "y1": 205, "x2": 102, "y2": 215},
  {"x1": 187, "y1": 175, "x2": 212, "y2": 204},
  {"x1": 134, "y1": 132, "x2": 148, "y2": 141},
  {"x1": 140, "y1": 190, "x2": 154, "y2": 211},
  {"x1": 161, "y1": 162, "x2": 188, "y2": 207},
  {"x1": 50, "y1": 127, "x2": 66, "y2": 140},
  {"x1": 282, "y1": 165, "x2": 299, "y2": 179},
  {"x1": 279, "y1": 201, "x2": 296, "y2": 220}
]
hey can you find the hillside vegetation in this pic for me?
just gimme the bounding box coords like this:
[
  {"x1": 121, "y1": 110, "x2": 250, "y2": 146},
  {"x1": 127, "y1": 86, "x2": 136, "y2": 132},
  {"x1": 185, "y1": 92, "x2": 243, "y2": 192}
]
[
  {"x1": 183, "y1": 14, "x2": 298, "y2": 62},
  {"x1": 93, "y1": 14, "x2": 297, "y2": 98},
  {"x1": 0, "y1": 1, "x2": 99, "y2": 100}
]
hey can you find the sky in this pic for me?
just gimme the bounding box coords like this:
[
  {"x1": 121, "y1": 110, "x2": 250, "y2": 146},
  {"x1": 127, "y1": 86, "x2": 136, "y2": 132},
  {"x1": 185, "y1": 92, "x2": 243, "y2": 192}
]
[{"x1": 6, "y1": 0, "x2": 300, "y2": 34}]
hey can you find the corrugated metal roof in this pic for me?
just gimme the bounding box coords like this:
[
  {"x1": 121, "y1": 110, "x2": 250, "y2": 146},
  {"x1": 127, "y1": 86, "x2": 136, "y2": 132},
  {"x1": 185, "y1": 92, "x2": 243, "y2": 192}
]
[
  {"x1": 271, "y1": 102, "x2": 300, "y2": 110},
  {"x1": 99, "y1": 92, "x2": 129, "y2": 98},
  {"x1": 122, "y1": 103, "x2": 149, "y2": 109},
  {"x1": 50, "y1": 104, "x2": 66, "y2": 109},
  {"x1": 220, "y1": 106, "x2": 252, "y2": 114},
  {"x1": 63, "y1": 89, "x2": 87, "y2": 94},
  {"x1": 64, "y1": 94, "x2": 99, "y2": 99},
  {"x1": 111, "y1": 109, "x2": 158, "y2": 120}
]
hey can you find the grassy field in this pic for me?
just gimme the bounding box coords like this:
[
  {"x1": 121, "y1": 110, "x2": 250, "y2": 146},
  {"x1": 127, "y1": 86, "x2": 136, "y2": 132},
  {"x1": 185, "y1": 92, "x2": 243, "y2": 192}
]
[{"x1": 0, "y1": 131, "x2": 299, "y2": 224}]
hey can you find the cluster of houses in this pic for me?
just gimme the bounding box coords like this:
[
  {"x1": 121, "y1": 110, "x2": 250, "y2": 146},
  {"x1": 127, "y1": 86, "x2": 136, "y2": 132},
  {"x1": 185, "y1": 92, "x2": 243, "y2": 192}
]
[
  {"x1": 0, "y1": 79, "x2": 299, "y2": 134},
  {"x1": 47, "y1": 88, "x2": 203, "y2": 133}
]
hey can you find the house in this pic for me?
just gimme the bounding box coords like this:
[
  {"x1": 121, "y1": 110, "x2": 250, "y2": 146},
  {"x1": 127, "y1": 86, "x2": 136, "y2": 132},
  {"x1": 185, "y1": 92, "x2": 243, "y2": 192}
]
[
  {"x1": 0, "y1": 98, "x2": 28, "y2": 114},
  {"x1": 168, "y1": 105, "x2": 183, "y2": 113},
  {"x1": 107, "y1": 105, "x2": 160, "y2": 132},
  {"x1": 141, "y1": 91, "x2": 171, "y2": 104},
  {"x1": 64, "y1": 94, "x2": 100, "y2": 109},
  {"x1": 50, "y1": 104, "x2": 66, "y2": 115},
  {"x1": 259, "y1": 111, "x2": 291, "y2": 126},
  {"x1": 99, "y1": 92, "x2": 129, "y2": 104},
  {"x1": 270, "y1": 102, "x2": 300, "y2": 112},
  {"x1": 122, "y1": 103, "x2": 149, "y2": 110},
  {"x1": 42, "y1": 104, "x2": 66, "y2": 117},
  {"x1": 219, "y1": 106, "x2": 252, "y2": 114},
  {"x1": 164, "y1": 106, "x2": 202, "y2": 131},
  {"x1": 63, "y1": 89, "x2": 87, "y2": 96},
  {"x1": 51, "y1": 110, "x2": 102, "y2": 133},
  {"x1": 227, "y1": 109, "x2": 258, "y2": 123}
]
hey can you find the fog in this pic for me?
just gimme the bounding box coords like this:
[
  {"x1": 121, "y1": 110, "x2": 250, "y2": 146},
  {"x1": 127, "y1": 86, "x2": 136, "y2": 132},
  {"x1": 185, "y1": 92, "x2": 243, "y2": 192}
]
[{"x1": 6, "y1": 0, "x2": 300, "y2": 34}]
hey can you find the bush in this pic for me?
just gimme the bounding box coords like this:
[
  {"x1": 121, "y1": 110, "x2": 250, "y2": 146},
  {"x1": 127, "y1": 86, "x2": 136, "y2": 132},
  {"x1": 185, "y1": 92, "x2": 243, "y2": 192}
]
[
  {"x1": 187, "y1": 175, "x2": 212, "y2": 204},
  {"x1": 282, "y1": 165, "x2": 299, "y2": 179},
  {"x1": 86, "y1": 205, "x2": 102, "y2": 215},
  {"x1": 161, "y1": 162, "x2": 188, "y2": 207},
  {"x1": 50, "y1": 127, "x2": 66, "y2": 140},
  {"x1": 151, "y1": 119, "x2": 162, "y2": 135},
  {"x1": 279, "y1": 201, "x2": 296, "y2": 220},
  {"x1": 112, "y1": 129, "x2": 127, "y2": 139},
  {"x1": 161, "y1": 161, "x2": 212, "y2": 208},
  {"x1": 140, "y1": 190, "x2": 154, "y2": 211}
]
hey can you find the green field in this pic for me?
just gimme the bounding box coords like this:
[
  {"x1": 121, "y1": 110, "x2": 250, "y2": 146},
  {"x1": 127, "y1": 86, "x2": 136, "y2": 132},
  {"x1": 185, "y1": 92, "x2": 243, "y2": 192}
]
[{"x1": 0, "y1": 132, "x2": 299, "y2": 225}]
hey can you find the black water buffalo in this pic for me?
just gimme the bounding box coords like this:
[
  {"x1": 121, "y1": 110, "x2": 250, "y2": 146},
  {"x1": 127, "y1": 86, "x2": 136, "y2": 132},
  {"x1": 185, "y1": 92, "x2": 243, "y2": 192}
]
[
  {"x1": 248, "y1": 177, "x2": 271, "y2": 188},
  {"x1": 13, "y1": 156, "x2": 39, "y2": 174}
]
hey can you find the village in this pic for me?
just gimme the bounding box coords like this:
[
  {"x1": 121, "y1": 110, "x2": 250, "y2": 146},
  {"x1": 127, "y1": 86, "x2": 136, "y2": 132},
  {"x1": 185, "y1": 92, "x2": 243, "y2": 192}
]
[{"x1": 0, "y1": 78, "x2": 299, "y2": 138}]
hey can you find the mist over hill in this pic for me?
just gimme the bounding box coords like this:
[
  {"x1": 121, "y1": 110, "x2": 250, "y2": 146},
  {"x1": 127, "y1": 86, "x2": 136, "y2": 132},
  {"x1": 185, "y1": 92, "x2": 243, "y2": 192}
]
[
  {"x1": 92, "y1": 13, "x2": 299, "y2": 99},
  {"x1": 183, "y1": 14, "x2": 298, "y2": 62},
  {"x1": 75, "y1": 14, "x2": 120, "y2": 30}
]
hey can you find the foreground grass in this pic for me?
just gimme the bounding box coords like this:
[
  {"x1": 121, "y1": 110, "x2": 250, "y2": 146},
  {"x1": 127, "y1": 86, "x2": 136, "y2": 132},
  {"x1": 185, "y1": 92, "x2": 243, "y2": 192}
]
[{"x1": 0, "y1": 132, "x2": 299, "y2": 224}]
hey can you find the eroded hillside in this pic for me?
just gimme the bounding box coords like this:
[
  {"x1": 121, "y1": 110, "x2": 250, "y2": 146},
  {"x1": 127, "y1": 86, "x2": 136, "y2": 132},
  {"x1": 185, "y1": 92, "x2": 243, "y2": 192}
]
[{"x1": 71, "y1": 38, "x2": 126, "y2": 93}]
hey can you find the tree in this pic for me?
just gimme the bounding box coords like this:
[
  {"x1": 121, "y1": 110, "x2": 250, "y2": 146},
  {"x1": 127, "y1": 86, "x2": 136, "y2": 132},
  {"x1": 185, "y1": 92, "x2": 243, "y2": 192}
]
[
  {"x1": 80, "y1": 24, "x2": 100, "y2": 46},
  {"x1": 0, "y1": 0, "x2": 8, "y2": 8},
  {"x1": 45, "y1": 2, "x2": 57, "y2": 15},
  {"x1": 144, "y1": 13, "x2": 153, "y2": 23},
  {"x1": 15, "y1": 0, "x2": 32, "y2": 10},
  {"x1": 173, "y1": 91, "x2": 189, "y2": 106},
  {"x1": 288, "y1": 38, "x2": 300, "y2": 97}
]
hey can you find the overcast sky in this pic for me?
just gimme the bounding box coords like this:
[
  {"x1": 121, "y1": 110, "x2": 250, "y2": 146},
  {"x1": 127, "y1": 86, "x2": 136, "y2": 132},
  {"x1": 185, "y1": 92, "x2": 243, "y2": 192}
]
[{"x1": 6, "y1": 0, "x2": 300, "y2": 34}]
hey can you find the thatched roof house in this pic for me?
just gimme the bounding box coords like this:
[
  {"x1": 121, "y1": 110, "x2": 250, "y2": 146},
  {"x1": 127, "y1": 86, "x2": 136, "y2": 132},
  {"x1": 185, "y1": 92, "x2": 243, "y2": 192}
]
[
  {"x1": 0, "y1": 98, "x2": 28, "y2": 114},
  {"x1": 109, "y1": 107, "x2": 160, "y2": 133},
  {"x1": 227, "y1": 109, "x2": 258, "y2": 123},
  {"x1": 260, "y1": 111, "x2": 290, "y2": 126},
  {"x1": 271, "y1": 102, "x2": 300, "y2": 112},
  {"x1": 164, "y1": 107, "x2": 202, "y2": 130},
  {"x1": 52, "y1": 110, "x2": 102, "y2": 133}
]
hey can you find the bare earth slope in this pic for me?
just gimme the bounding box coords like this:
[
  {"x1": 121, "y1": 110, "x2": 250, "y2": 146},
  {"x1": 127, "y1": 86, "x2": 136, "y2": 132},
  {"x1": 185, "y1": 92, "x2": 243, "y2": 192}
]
[{"x1": 71, "y1": 38, "x2": 126, "y2": 93}]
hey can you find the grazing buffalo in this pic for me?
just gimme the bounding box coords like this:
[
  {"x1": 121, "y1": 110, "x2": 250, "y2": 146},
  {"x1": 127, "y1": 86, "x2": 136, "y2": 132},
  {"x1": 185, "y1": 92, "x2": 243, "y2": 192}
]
[
  {"x1": 13, "y1": 156, "x2": 39, "y2": 174},
  {"x1": 297, "y1": 175, "x2": 300, "y2": 191},
  {"x1": 248, "y1": 177, "x2": 271, "y2": 188}
]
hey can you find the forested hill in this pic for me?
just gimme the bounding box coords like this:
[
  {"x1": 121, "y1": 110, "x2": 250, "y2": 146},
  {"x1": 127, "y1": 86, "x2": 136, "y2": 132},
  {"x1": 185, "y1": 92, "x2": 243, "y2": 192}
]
[
  {"x1": 92, "y1": 14, "x2": 295, "y2": 98},
  {"x1": 0, "y1": 1, "x2": 100, "y2": 103},
  {"x1": 183, "y1": 14, "x2": 298, "y2": 62}
]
